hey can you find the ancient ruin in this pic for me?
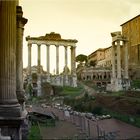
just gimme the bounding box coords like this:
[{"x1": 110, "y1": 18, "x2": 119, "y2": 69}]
[
  {"x1": 107, "y1": 31, "x2": 130, "y2": 91},
  {"x1": 26, "y1": 32, "x2": 78, "y2": 96}
]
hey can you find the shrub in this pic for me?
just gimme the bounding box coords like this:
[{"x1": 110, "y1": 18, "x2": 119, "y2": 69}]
[{"x1": 92, "y1": 106, "x2": 103, "y2": 115}]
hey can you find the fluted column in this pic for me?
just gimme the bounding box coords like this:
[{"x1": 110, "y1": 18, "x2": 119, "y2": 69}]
[
  {"x1": 111, "y1": 42, "x2": 116, "y2": 79},
  {"x1": 64, "y1": 46, "x2": 68, "y2": 73},
  {"x1": 124, "y1": 41, "x2": 129, "y2": 79},
  {"x1": 28, "y1": 43, "x2": 32, "y2": 75},
  {"x1": 0, "y1": 6, "x2": 24, "y2": 139},
  {"x1": 46, "y1": 45, "x2": 50, "y2": 74},
  {"x1": 71, "y1": 46, "x2": 77, "y2": 87},
  {"x1": 117, "y1": 40, "x2": 121, "y2": 79},
  {"x1": 71, "y1": 46, "x2": 76, "y2": 75},
  {"x1": 0, "y1": 0, "x2": 20, "y2": 108},
  {"x1": 37, "y1": 44, "x2": 41, "y2": 73},
  {"x1": 56, "y1": 45, "x2": 59, "y2": 75},
  {"x1": 16, "y1": 6, "x2": 27, "y2": 104}
]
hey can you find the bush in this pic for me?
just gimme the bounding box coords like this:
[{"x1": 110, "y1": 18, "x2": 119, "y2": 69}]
[{"x1": 92, "y1": 106, "x2": 103, "y2": 115}]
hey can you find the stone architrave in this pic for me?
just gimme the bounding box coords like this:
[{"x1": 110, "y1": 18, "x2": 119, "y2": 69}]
[
  {"x1": 0, "y1": 1, "x2": 23, "y2": 139},
  {"x1": 16, "y1": 6, "x2": 27, "y2": 109}
]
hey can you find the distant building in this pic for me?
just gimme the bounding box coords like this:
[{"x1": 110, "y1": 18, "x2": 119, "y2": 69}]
[
  {"x1": 121, "y1": 15, "x2": 140, "y2": 80},
  {"x1": 88, "y1": 47, "x2": 112, "y2": 68},
  {"x1": 88, "y1": 48, "x2": 105, "y2": 67},
  {"x1": 77, "y1": 66, "x2": 111, "y2": 86}
]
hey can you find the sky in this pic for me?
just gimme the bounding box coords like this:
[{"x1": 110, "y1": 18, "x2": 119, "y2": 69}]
[{"x1": 20, "y1": 0, "x2": 140, "y2": 73}]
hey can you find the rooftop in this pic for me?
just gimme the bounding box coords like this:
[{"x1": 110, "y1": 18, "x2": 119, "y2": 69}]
[{"x1": 120, "y1": 14, "x2": 140, "y2": 26}]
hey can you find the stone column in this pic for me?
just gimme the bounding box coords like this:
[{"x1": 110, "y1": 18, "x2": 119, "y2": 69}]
[
  {"x1": 71, "y1": 46, "x2": 76, "y2": 75},
  {"x1": 28, "y1": 43, "x2": 32, "y2": 75},
  {"x1": 46, "y1": 45, "x2": 50, "y2": 74},
  {"x1": 111, "y1": 42, "x2": 116, "y2": 79},
  {"x1": 16, "y1": 5, "x2": 27, "y2": 107},
  {"x1": 124, "y1": 41, "x2": 129, "y2": 79},
  {"x1": 0, "y1": 1, "x2": 22, "y2": 139},
  {"x1": 71, "y1": 46, "x2": 77, "y2": 87},
  {"x1": 56, "y1": 45, "x2": 59, "y2": 75},
  {"x1": 46, "y1": 45, "x2": 50, "y2": 82},
  {"x1": 64, "y1": 46, "x2": 68, "y2": 72},
  {"x1": 116, "y1": 40, "x2": 121, "y2": 79},
  {"x1": 37, "y1": 44, "x2": 41, "y2": 73},
  {"x1": 64, "y1": 46, "x2": 69, "y2": 85}
]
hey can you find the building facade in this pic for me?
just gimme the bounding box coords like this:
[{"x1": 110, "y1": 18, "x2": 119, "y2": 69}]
[{"x1": 121, "y1": 15, "x2": 140, "y2": 80}]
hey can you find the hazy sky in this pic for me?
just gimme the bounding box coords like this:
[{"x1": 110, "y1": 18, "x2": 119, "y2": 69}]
[{"x1": 20, "y1": 0, "x2": 140, "y2": 73}]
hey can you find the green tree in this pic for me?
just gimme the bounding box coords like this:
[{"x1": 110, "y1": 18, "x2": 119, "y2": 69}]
[{"x1": 76, "y1": 54, "x2": 87, "y2": 64}]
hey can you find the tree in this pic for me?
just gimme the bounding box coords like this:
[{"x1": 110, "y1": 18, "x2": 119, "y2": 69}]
[{"x1": 76, "y1": 54, "x2": 87, "y2": 64}]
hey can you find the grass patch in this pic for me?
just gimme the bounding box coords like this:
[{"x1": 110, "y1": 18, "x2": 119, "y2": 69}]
[
  {"x1": 131, "y1": 79, "x2": 140, "y2": 89},
  {"x1": 28, "y1": 124, "x2": 42, "y2": 140},
  {"x1": 59, "y1": 86, "x2": 84, "y2": 98},
  {"x1": 104, "y1": 91, "x2": 124, "y2": 96},
  {"x1": 104, "y1": 109, "x2": 140, "y2": 128}
]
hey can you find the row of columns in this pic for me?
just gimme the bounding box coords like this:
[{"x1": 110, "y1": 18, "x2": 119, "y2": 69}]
[
  {"x1": 27, "y1": 44, "x2": 76, "y2": 76},
  {"x1": 112, "y1": 40, "x2": 128, "y2": 80}
]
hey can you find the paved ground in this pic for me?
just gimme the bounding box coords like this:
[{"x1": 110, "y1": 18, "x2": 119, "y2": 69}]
[
  {"x1": 40, "y1": 120, "x2": 80, "y2": 139},
  {"x1": 31, "y1": 105, "x2": 140, "y2": 140}
]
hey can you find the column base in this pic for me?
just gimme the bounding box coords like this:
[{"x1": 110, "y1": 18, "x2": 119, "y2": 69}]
[
  {"x1": 0, "y1": 104, "x2": 22, "y2": 119},
  {"x1": 107, "y1": 78, "x2": 126, "y2": 92},
  {"x1": 0, "y1": 120, "x2": 22, "y2": 140},
  {"x1": 0, "y1": 104, "x2": 28, "y2": 140}
]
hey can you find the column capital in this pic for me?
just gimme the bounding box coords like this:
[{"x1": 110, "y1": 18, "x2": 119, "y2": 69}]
[
  {"x1": 16, "y1": 6, "x2": 28, "y2": 27},
  {"x1": 37, "y1": 44, "x2": 41, "y2": 47},
  {"x1": 28, "y1": 43, "x2": 32, "y2": 47},
  {"x1": 55, "y1": 45, "x2": 59, "y2": 48},
  {"x1": 64, "y1": 45, "x2": 68, "y2": 48}
]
